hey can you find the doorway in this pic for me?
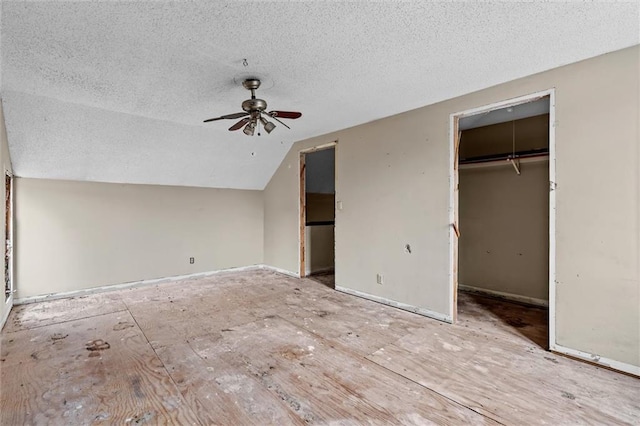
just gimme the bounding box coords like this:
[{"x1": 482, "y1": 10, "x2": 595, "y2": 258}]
[
  {"x1": 450, "y1": 90, "x2": 555, "y2": 349},
  {"x1": 4, "y1": 172, "x2": 13, "y2": 302},
  {"x1": 299, "y1": 143, "x2": 336, "y2": 288}
]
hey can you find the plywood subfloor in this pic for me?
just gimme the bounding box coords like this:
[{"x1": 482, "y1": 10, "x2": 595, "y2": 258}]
[{"x1": 1, "y1": 270, "x2": 638, "y2": 425}]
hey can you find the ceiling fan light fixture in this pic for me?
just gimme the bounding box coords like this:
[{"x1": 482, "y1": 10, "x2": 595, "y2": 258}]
[
  {"x1": 260, "y1": 117, "x2": 276, "y2": 134},
  {"x1": 243, "y1": 121, "x2": 256, "y2": 136}
]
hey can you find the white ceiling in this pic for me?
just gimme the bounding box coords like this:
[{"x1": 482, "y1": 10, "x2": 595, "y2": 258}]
[{"x1": 1, "y1": 1, "x2": 638, "y2": 190}]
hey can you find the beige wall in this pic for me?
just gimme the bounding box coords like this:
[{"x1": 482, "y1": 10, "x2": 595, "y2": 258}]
[
  {"x1": 264, "y1": 46, "x2": 640, "y2": 367},
  {"x1": 0, "y1": 101, "x2": 14, "y2": 329},
  {"x1": 459, "y1": 161, "x2": 549, "y2": 302},
  {"x1": 15, "y1": 178, "x2": 263, "y2": 298}
]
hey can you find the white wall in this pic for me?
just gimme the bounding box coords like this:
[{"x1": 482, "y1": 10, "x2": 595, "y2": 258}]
[
  {"x1": 459, "y1": 160, "x2": 549, "y2": 302},
  {"x1": 15, "y1": 178, "x2": 263, "y2": 298},
  {"x1": 264, "y1": 46, "x2": 640, "y2": 368}
]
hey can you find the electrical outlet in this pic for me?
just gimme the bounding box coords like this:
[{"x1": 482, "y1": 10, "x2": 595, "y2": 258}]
[
  {"x1": 376, "y1": 273, "x2": 383, "y2": 285},
  {"x1": 189, "y1": 257, "x2": 195, "y2": 264}
]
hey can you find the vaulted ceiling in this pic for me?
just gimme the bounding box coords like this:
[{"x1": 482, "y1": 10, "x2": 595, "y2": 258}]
[{"x1": 1, "y1": 1, "x2": 638, "y2": 189}]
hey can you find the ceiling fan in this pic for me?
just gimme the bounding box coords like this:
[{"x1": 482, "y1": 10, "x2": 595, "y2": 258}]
[{"x1": 203, "y1": 78, "x2": 302, "y2": 136}]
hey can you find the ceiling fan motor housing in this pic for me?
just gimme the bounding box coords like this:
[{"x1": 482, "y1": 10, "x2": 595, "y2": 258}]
[{"x1": 242, "y1": 98, "x2": 267, "y2": 112}]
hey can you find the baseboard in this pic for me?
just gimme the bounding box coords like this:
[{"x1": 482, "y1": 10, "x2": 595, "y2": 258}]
[
  {"x1": 14, "y1": 264, "x2": 265, "y2": 305},
  {"x1": 459, "y1": 284, "x2": 548, "y2": 308},
  {"x1": 335, "y1": 286, "x2": 452, "y2": 323},
  {"x1": 1, "y1": 294, "x2": 13, "y2": 331},
  {"x1": 550, "y1": 342, "x2": 639, "y2": 378},
  {"x1": 14, "y1": 264, "x2": 305, "y2": 306},
  {"x1": 262, "y1": 265, "x2": 300, "y2": 278}
]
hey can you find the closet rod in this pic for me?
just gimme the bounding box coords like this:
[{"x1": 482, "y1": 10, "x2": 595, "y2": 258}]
[
  {"x1": 459, "y1": 149, "x2": 549, "y2": 166},
  {"x1": 459, "y1": 154, "x2": 548, "y2": 172}
]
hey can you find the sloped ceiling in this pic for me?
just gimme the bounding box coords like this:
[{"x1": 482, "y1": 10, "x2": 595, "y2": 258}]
[{"x1": 1, "y1": 1, "x2": 638, "y2": 190}]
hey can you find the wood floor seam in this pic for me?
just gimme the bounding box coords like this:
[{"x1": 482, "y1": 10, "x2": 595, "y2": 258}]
[
  {"x1": 4, "y1": 308, "x2": 129, "y2": 333},
  {"x1": 364, "y1": 352, "x2": 506, "y2": 425},
  {"x1": 272, "y1": 312, "x2": 506, "y2": 424},
  {"x1": 121, "y1": 300, "x2": 180, "y2": 389},
  {"x1": 272, "y1": 311, "x2": 406, "y2": 361}
]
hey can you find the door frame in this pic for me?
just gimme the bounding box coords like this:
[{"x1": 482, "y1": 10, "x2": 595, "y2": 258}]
[
  {"x1": 449, "y1": 89, "x2": 556, "y2": 347},
  {"x1": 299, "y1": 141, "x2": 337, "y2": 278},
  {"x1": 5, "y1": 172, "x2": 13, "y2": 300}
]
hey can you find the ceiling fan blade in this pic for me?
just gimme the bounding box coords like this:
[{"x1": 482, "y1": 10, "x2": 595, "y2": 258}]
[
  {"x1": 203, "y1": 112, "x2": 248, "y2": 123},
  {"x1": 268, "y1": 111, "x2": 302, "y2": 119},
  {"x1": 229, "y1": 118, "x2": 250, "y2": 131},
  {"x1": 268, "y1": 115, "x2": 291, "y2": 130}
]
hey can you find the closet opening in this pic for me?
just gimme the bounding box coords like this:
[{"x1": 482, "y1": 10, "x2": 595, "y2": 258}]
[
  {"x1": 451, "y1": 93, "x2": 554, "y2": 349},
  {"x1": 299, "y1": 144, "x2": 336, "y2": 288}
]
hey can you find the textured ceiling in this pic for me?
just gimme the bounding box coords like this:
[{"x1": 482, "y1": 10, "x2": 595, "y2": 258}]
[{"x1": 1, "y1": 1, "x2": 638, "y2": 190}]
